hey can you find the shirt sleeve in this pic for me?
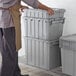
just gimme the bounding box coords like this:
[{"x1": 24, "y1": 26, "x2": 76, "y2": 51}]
[{"x1": 22, "y1": 0, "x2": 39, "y2": 8}]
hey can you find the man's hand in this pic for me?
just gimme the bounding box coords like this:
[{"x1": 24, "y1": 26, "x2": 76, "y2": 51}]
[
  {"x1": 38, "y1": 2, "x2": 54, "y2": 15},
  {"x1": 19, "y1": 5, "x2": 29, "y2": 12},
  {"x1": 46, "y1": 7, "x2": 54, "y2": 15}
]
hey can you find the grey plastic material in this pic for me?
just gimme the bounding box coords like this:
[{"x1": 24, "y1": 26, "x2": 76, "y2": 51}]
[
  {"x1": 21, "y1": 8, "x2": 65, "y2": 40},
  {"x1": 21, "y1": 17, "x2": 64, "y2": 40},
  {"x1": 21, "y1": 8, "x2": 65, "y2": 41},
  {"x1": 21, "y1": 8, "x2": 65, "y2": 18},
  {"x1": 23, "y1": 37, "x2": 61, "y2": 70},
  {"x1": 60, "y1": 34, "x2": 76, "y2": 76},
  {"x1": 59, "y1": 34, "x2": 76, "y2": 51}
]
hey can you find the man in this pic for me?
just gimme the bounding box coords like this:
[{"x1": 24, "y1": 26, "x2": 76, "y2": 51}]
[{"x1": 0, "y1": 0, "x2": 54, "y2": 76}]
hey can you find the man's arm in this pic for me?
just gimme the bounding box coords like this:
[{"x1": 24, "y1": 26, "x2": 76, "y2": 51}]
[
  {"x1": 38, "y1": 1, "x2": 54, "y2": 15},
  {"x1": 21, "y1": 0, "x2": 54, "y2": 15}
]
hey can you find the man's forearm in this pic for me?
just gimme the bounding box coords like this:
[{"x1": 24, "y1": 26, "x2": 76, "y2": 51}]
[
  {"x1": 38, "y1": 2, "x2": 50, "y2": 11},
  {"x1": 38, "y1": 1, "x2": 54, "y2": 15}
]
